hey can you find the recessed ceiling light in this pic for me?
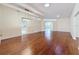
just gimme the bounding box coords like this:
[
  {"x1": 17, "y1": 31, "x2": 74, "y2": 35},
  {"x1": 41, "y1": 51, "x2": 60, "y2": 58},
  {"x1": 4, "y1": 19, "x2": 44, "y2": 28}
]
[
  {"x1": 57, "y1": 15, "x2": 60, "y2": 18},
  {"x1": 44, "y1": 3, "x2": 50, "y2": 7}
]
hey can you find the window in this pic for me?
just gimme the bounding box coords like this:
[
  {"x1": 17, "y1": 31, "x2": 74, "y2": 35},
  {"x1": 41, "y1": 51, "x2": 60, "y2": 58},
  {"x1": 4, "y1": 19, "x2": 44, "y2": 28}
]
[
  {"x1": 44, "y1": 21, "x2": 53, "y2": 40},
  {"x1": 21, "y1": 18, "x2": 30, "y2": 35}
]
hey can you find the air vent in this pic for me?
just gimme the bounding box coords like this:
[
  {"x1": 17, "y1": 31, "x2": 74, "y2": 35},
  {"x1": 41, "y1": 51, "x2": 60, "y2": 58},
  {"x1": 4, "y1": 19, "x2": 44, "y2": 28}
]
[{"x1": 25, "y1": 9, "x2": 30, "y2": 11}]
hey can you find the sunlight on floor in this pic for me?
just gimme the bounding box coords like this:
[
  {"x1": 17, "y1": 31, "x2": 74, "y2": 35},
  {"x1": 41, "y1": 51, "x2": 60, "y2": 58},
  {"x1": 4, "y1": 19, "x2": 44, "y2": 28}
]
[
  {"x1": 21, "y1": 47, "x2": 32, "y2": 55},
  {"x1": 78, "y1": 46, "x2": 79, "y2": 50},
  {"x1": 45, "y1": 30, "x2": 52, "y2": 40},
  {"x1": 55, "y1": 44, "x2": 63, "y2": 55}
]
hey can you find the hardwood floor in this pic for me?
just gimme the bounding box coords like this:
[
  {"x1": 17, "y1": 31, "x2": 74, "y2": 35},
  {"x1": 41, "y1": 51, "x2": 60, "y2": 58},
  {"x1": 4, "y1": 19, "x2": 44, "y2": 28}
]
[{"x1": 0, "y1": 31, "x2": 78, "y2": 55}]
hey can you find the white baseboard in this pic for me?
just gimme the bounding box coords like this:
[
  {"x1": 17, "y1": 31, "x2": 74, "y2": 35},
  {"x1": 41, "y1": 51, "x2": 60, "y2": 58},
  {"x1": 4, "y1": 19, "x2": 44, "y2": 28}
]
[
  {"x1": 51, "y1": 30, "x2": 70, "y2": 32},
  {"x1": 72, "y1": 36, "x2": 77, "y2": 40},
  {"x1": 1, "y1": 31, "x2": 42, "y2": 40},
  {"x1": 70, "y1": 33, "x2": 77, "y2": 40},
  {"x1": 1, "y1": 30, "x2": 73, "y2": 40}
]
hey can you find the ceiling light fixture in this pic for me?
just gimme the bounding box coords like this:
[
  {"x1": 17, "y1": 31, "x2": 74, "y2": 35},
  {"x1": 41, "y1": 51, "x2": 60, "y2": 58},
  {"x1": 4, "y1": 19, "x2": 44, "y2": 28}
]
[
  {"x1": 44, "y1": 3, "x2": 50, "y2": 7},
  {"x1": 57, "y1": 15, "x2": 60, "y2": 18}
]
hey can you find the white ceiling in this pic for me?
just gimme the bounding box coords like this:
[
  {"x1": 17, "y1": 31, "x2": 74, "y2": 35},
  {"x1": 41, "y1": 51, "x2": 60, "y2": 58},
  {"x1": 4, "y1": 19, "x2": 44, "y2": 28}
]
[{"x1": 26, "y1": 3, "x2": 75, "y2": 19}]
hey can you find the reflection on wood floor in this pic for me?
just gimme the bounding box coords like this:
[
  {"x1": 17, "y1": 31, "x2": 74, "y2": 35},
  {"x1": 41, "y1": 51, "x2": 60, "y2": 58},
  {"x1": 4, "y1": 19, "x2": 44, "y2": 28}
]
[{"x1": 0, "y1": 31, "x2": 78, "y2": 55}]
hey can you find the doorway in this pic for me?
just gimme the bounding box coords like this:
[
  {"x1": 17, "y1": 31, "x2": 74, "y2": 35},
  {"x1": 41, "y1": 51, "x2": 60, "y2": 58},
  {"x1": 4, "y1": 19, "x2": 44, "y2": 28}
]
[{"x1": 44, "y1": 21, "x2": 53, "y2": 40}]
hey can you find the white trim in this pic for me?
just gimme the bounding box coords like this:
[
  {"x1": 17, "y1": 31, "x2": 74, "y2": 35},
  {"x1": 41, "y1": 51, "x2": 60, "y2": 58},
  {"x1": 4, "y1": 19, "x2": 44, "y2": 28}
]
[
  {"x1": 1, "y1": 3, "x2": 43, "y2": 18},
  {"x1": 70, "y1": 33, "x2": 77, "y2": 40},
  {"x1": 1, "y1": 31, "x2": 42, "y2": 40},
  {"x1": 17, "y1": 3, "x2": 43, "y2": 17},
  {"x1": 53, "y1": 30, "x2": 70, "y2": 32},
  {"x1": 44, "y1": 19, "x2": 57, "y2": 21},
  {"x1": 72, "y1": 37, "x2": 76, "y2": 40}
]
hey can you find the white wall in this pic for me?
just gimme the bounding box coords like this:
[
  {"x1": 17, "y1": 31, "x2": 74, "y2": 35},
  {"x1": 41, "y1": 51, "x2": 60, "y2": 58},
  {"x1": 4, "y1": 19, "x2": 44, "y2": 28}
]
[
  {"x1": 70, "y1": 4, "x2": 79, "y2": 39},
  {"x1": 0, "y1": 4, "x2": 73, "y2": 40},
  {"x1": 27, "y1": 19, "x2": 42, "y2": 34},
  {"x1": 76, "y1": 15, "x2": 79, "y2": 37},
  {"x1": 0, "y1": 5, "x2": 2, "y2": 34},
  {"x1": 0, "y1": 5, "x2": 23, "y2": 39},
  {"x1": 0, "y1": 5, "x2": 43, "y2": 40},
  {"x1": 53, "y1": 18, "x2": 71, "y2": 32},
  {"x1": 41, "y1": 18, "x2": 71, "y2": 32}
]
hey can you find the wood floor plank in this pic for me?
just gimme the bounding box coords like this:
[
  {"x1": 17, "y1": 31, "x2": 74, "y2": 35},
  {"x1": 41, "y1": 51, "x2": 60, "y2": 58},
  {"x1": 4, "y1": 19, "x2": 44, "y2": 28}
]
[{"x1": 0, "y1": 31, "x2": 78, "y2": 55}]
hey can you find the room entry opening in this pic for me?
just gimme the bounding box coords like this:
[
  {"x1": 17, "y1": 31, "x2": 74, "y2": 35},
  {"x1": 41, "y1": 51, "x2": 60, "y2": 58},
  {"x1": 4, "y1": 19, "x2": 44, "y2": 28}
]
[
  {"x1": 44, "y1": 21, "x2": 53, "y2": 41},
  {"x1": 21, "y1": 18, "x2": 30, "y2": 41}
]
